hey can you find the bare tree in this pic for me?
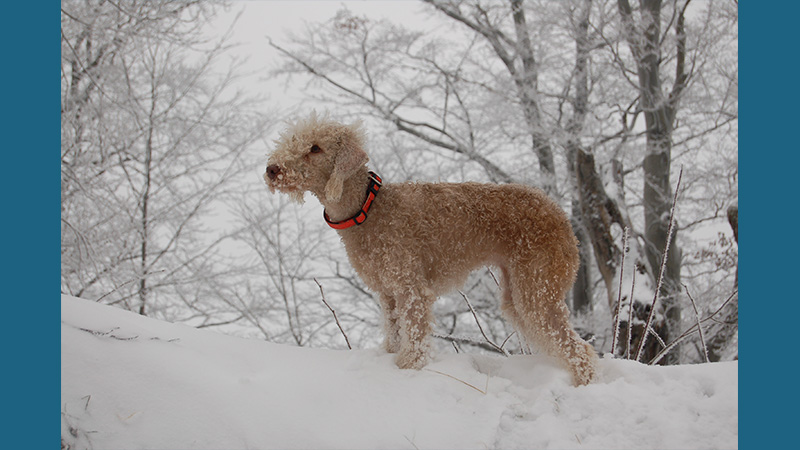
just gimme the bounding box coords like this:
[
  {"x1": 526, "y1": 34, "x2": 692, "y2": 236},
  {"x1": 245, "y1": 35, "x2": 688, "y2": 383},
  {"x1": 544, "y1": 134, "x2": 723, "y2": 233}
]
[
  {"x1": 61, "y1": 0, "x2": 272, "y2": 319},
  {"x1": 562, "y1": 0, "x2": 597, "y2": 316}
]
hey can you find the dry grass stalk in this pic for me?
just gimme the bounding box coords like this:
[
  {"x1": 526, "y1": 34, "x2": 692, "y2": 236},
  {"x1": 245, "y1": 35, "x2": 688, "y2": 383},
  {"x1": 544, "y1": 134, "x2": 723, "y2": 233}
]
[
  {"x1": 611, "y1": 226, "x2": 630, "y2": 356},
  {"x1": 425, "y1": 368, "x2": 488, "y2": 395}
]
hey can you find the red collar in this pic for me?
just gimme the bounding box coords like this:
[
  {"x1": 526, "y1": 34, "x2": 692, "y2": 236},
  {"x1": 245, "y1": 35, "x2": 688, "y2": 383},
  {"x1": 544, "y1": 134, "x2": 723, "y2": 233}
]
[{"x1": 323, "y1": 171, "x2": 382, "y2": 230}]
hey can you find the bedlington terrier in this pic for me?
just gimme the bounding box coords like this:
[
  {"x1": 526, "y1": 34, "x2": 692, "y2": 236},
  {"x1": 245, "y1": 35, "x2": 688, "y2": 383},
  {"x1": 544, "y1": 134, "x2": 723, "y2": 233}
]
[{"x1": 264, "y1": 113, "x2": 598, "y2": 386}]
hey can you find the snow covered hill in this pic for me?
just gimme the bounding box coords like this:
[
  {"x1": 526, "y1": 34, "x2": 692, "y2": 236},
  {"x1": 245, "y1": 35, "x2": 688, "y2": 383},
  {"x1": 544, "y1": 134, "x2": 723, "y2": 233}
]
[{"x1": 61, "y1": 295, "x2": 737, "y2": 450}]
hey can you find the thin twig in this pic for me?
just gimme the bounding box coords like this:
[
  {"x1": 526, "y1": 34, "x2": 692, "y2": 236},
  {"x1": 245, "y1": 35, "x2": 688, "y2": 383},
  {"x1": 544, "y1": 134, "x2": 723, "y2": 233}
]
[
  {"x1": 314, "y1": 278, "x2": 351, "y2": 350},
  {"x1": 404, "y1": 435, "x2": 420, "y2": 450},
  {"x1": 517, "y1": 332, "x2": 530, "y2": 355},
  {"x1": 458, "y1": 290, "x2": 509, "y2": 356},
  {"x1": 626, "y1": 266, "x2": 637, "y2": 359},
  {"x1": 636, "y1": 166, "x2": 683, "y2": 361},
  {"x1": 611, "y1": 227, "x2": 630, "y2": 356},
  {"x1": 500, "y1": 331, "x2": 517, "y2": 352},
  {"x1": 99, "y1": 269, "x2": 167, "y2": 304},
  {"x1": 649, "y1": 327, "x2": 667, "y2": 348},
  {"x1": 486, "y1": 267, "x2": 500, "y2": 286},
  {"x1": 433, "y1": 333, "x2": 505, "y2": 355},
  {"x1": 683, "y1": 284, "x2": 710, "y2": 363}
]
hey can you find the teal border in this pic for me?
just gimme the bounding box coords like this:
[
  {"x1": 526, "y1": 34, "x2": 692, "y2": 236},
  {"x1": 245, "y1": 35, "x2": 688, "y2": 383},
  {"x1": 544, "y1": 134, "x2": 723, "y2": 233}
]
[
  {"x1": 741, "y1": 1, "x2": 794, "y2": 448},
  {"x1": 2, "y1": 2, "x2": 58, "y2": 449}
]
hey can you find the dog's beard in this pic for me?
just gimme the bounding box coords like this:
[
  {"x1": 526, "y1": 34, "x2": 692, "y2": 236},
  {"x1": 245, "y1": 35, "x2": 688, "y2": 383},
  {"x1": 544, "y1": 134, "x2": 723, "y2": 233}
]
[
  {"x1": 267, "y1": 180, "x2": 305, "y2": 204},
  {"x1": 271, "y1": 187, "x2": 305, "y2": 205},
  {"x1": 287, "y1": 190, "x2": 305, "y2": 204}
]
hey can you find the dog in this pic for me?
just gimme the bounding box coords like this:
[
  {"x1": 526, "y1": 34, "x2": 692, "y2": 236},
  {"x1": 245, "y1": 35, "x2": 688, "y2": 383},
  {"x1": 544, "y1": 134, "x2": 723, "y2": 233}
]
[{"x1": 264, "y1": 113, "x2": 597, "y2": 386}]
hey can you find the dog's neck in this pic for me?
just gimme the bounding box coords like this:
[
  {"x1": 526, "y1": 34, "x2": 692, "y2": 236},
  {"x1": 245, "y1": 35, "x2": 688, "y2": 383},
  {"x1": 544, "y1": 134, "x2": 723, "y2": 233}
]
[{"x1": 319, "y1": 167, "x2": 373, "y2": 223}]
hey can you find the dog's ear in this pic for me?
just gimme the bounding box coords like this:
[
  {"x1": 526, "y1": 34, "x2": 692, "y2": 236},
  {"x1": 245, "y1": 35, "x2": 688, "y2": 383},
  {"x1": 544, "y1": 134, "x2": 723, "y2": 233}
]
[{"x1": 325, "y1": 122, "x2": 369, "y2": 202}]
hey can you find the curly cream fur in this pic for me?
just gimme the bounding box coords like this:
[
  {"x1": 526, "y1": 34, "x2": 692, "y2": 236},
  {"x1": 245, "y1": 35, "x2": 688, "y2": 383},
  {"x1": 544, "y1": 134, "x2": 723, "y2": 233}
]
[{"x1": 265, "y1": 114, "x2": 598, "y2": 386}]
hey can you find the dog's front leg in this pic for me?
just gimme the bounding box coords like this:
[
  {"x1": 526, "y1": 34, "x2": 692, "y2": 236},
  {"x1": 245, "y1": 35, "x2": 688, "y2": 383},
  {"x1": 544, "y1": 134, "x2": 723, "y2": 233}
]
[
  {"x1": 379, "y1": 294, "x2": 402, "y2": 353},
  {"x1": 394, "y1": 291, "x2": 434, "y2": 370}
]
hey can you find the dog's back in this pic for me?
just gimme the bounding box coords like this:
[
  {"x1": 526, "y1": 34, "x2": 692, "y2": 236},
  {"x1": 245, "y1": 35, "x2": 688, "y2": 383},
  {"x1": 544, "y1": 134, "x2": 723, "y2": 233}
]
[{"x1": 339, "y1": 181, "x2": 579, "y2": 300}]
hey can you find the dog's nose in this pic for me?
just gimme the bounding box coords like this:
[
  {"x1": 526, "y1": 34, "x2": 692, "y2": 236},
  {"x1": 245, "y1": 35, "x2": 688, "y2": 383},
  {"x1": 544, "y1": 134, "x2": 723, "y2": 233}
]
[{"x1": 266, "y1": 165, "x2": 281, "y2": 180}]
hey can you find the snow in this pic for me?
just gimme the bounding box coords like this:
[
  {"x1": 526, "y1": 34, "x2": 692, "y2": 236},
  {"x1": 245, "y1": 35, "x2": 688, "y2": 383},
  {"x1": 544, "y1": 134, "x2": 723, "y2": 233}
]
[{"x1": 61, "y1": 295, "x2": 737, "y2": 450}]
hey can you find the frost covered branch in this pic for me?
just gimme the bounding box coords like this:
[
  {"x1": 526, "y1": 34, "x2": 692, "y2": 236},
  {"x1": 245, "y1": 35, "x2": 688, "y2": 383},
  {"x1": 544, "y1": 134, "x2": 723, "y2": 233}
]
[
  {"x1": 626, "y1": 268, "x2": 637, "y2": 360},
  {"x1": 636, "y1": 167, "x2": 683, "y2": 362},
  {"x1": 314, "y1": 278, "x2": 352, "y2": 350}
]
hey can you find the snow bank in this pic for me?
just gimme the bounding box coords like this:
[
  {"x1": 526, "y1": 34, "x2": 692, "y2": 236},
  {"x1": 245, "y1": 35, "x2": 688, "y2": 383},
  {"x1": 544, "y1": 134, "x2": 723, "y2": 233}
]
[{"x1": 61, "y1": 295, "x2": 737, "y2": 449}]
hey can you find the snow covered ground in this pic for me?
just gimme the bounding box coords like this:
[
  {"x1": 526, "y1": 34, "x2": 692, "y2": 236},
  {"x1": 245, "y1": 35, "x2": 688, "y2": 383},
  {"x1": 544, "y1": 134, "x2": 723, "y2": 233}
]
[{"x1": 61, "y1": 295, "x2": 737, "y2": 450}]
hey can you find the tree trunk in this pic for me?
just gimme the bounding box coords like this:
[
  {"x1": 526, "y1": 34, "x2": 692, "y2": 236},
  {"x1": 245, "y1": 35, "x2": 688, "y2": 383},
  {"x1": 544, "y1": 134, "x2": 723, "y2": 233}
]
[
  {"x1": 575, "y1": 148, "x2": 622, "y2": 307},
  {"x1": 510, "y1": 0, "x2": 557, "y2": 196},
  {"x1": 642, "y1": 143, "x2": 682, "y2": 365},
  {"x1": 618, "y1": 0, "x2": 688, "y2": 363},
  {"x1": 138, "y1": 83, "x2": 158, "y2": 316},
  {"x1": 565, "y1": 0, "x2": 594, "y2": 316},
  {"x1": 570, "y1": 211, "x2": 593, "y2": 315},
  {"x1": 138, "y1": 130, "x2": 153, "y2": 316}
]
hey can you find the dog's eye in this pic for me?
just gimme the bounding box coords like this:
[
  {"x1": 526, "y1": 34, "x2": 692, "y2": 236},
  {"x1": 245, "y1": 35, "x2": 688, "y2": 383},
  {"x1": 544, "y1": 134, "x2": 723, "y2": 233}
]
[{"x1": 310, "y1": 144, "x2": 322, "y2": 154}]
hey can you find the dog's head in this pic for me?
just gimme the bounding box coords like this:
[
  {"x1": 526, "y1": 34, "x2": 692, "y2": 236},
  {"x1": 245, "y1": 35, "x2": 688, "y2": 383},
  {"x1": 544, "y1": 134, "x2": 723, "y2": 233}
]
[{"x1": 265, "y1": 112, "x2": 369, "y2": 204}]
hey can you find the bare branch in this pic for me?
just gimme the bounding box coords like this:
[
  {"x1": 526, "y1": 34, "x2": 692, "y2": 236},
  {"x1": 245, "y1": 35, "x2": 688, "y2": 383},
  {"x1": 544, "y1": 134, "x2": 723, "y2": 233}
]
[
  {"x1": 315, "y1": 278, "x2": 352, "y2": 350},
  {"x1": 636, "y1": 166, "x2": 683, "y2": 362},
  {"x1": 458, "y1": 290, "x2": 509, "y2": 356},
  {"x1": 649, "y1": 290, "x2": 737, "y2": 365},
  {"x1": 433, "y1": 333, "x2": 507, "y2": 355}
]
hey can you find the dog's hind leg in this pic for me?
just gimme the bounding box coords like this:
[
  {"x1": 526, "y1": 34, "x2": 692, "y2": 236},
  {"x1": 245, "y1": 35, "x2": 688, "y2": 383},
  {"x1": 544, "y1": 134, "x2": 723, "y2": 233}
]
[
  {"x1": 510, "y1": 264, "x2": 598, "y2": 386},
  {"x1": 498, "y1": 265, "x2": 525, "y2": 340},
  {"x1": 532, "y1": 299, "x2": 598, "y2": 386}
]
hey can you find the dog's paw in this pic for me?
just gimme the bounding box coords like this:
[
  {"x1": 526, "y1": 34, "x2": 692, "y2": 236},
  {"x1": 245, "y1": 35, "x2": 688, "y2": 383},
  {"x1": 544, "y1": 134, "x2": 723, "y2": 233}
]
[
  {"x1": 569, "y1": 345, "x2": 599, "y2": 386},
  {"x1": 383, "y1": 338, "x2": 401, "y2": 354},
  {"x1": 395, "y1": 347, "x2": 428, "y2": 370},
  {"x1": 571, "y1": 366, "x2": 596, "y2": 386}
]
